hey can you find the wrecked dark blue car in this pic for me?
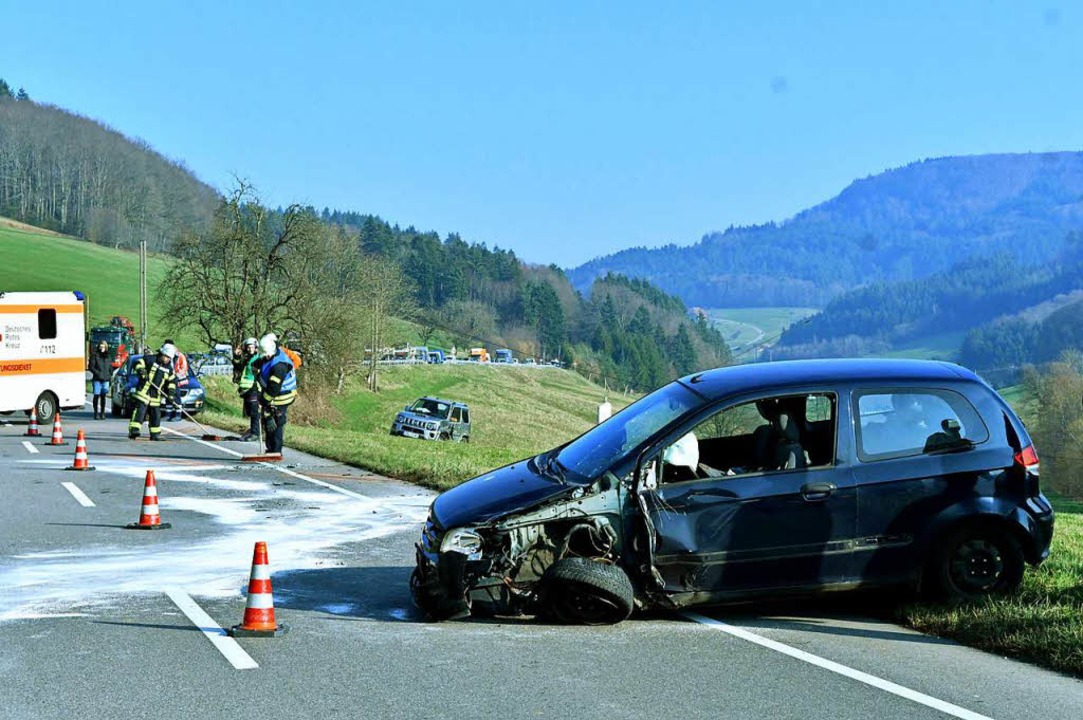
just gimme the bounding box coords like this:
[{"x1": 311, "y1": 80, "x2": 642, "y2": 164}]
[{"x1": 411, "y1": 359, "x2": 1053, "y2": 624}]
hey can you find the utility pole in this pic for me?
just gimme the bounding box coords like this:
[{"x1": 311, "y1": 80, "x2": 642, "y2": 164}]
[{"x1": 139, "y1": 238, "x2": 148, "y2": 352}]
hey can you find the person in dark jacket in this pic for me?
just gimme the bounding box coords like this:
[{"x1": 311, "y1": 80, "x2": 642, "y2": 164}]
[
  {"x1": 128, "y1": 345, "x2": 177, "y2": 441},
  {"x1": 256, "y1": 333, "x2": 297, "y2": 455},
  {"x1": 88, "y1": 341, "x2": 113, "y2": 420},
  {"x1": 236, "y1": 337, "x2": 261, "y2": 441}
]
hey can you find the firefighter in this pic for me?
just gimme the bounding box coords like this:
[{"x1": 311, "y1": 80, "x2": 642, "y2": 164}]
[
  {"x1": 128, "y1": 344, "x2": 177, "y2": 441},
  {"x1": 162, "y1": 338, "x2": 189, "y2": 421},
  {"x1": 256, "y1": 333, "x2": 297, "y2": 455},
  {"x1": 236, "y1": 337, "x2": 261, "y2": 441}
]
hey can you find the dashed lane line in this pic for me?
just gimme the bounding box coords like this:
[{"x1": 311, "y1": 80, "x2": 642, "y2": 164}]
[
  {"x1": 683, "y1": 613, "x2": 995, "y2": 720},
  {"x1": 21, "y1": 441, "x2": 39, "y2": 454},
  {"x1": 165, "y1": 588, "x2": 258, "y2": 671},
  {"x1": 60, "y1": 481, "x2": 95, "y2": 507}
]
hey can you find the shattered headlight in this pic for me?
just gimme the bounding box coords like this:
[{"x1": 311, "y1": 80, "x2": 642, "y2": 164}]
[
  {"x1": 440, "y1": 528, "x2": 483, "y2": 558},
  {"x1": 427, "y1": 421, "x2": 439, "y2": 430}
]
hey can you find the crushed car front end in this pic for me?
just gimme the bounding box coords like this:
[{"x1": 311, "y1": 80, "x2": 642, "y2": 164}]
[{"x1": 410, "y1": 454, "x2": 631, "y2": 622}]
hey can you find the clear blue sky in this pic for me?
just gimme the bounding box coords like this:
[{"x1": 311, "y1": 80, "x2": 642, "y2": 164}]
[{"x1": 3, "y1": 1, "x2": 1081, "y2": 265}]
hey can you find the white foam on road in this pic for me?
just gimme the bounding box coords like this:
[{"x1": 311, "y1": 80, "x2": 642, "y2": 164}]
[
  {"x1": 683, "y1": 612, "x2": 995, "y2": 720},
  {"x1": 0, "y1": 459, "x2": 431, "y2": 622}
]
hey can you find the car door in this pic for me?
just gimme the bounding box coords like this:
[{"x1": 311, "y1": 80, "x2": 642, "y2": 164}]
[
  {"x1": 641, "y1": 391, "x2": 855, "y2": 598},
  {"x1": 849, "y1": 386, "x2": 997, "y2": 585}
]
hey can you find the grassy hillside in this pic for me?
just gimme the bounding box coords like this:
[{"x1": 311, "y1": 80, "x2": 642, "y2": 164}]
[
  {"x1": 202, "y1": 363, "x2": 633, "y2": 489},
  {"x1": 0, "y1": 220, "x2": 184, "y2": 343}
]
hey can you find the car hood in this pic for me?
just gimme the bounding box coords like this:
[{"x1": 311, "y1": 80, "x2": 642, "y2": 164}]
[{"x1": 432, "y1": 457, "x2": 575, "y2": 528}]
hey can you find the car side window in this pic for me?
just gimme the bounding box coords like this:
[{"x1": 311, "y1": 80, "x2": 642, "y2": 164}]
[
  {"x1": 659, "y1": 392, "x2": 837, "y2": 484},
  {"x1": 462, "y1": 409, "x2": 470, "y2": 424},
  {"x1": 854, "y1": 389, "x2": 989, "y2": 462},
  {"x1": 450, "y1": 408, "x2": 462, "y2": 423}
]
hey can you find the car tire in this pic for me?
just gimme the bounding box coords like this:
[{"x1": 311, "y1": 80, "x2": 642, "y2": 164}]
[
  {"x1": 439, "y1": 432, "x2": 450, "y2": 441},
  {"x1": 539, "y1": 558, "x2": 634, "y2": 625},
  {"x1": 926, "y1": 524, "x2": 1025, "y2": 602},
  {"x1": 33, "y1": 391, "x2": 58, "y2": 427}
]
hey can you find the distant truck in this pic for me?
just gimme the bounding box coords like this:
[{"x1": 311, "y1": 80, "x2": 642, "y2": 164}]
[
  {"x1": 468, "y1": 347, "x2": 490, "y2": 363},
  {"x1": 427, "y1": 349, "x2": 445, "y2": 364},
  {"x1": 494, "y1": 348, "x2": 513, "y2": 363},
  {"x1": 0, "y1": 291, "x2": 88, "y2": 426}
]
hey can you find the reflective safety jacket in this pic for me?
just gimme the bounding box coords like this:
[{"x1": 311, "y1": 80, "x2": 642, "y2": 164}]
[
  {"x1": 237, "y1": 354, "x2": 259, "y2": 393},
  {"x1": 174, "y1": 351, "x2": 190, "y2": 386},
  {"x1": 133, "y1": 356, "x2": 177, "y2": 407},
  {"x1": 259, "y1": 348, "x2": 297, "y2": 407}
]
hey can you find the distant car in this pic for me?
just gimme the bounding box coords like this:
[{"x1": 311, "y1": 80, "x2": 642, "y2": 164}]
[
  {"x1": 412, "y1": 359, "x2": 1053, "y2": 624},
  {"x1": 391, "y1": 397, "x2": 471, "y2": 442},
  {"x1": 110, "y1": 355, "x2": 205, "y2": 417},
  {"x1": 192, "y1": 351, "x2": 233, "y2": 377}
]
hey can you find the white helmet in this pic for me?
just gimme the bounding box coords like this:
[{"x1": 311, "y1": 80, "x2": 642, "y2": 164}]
[
  {"x1": 663, "y1": 432, "x2": 699, "y2": 472},
  {"x1": 259, "y1": 334, "x2": 277, "y2": 358},
  {"x1": 158, "y1": 343, "x2": 177, "y2": 359},
  {"x1": 244, "y1": 337, "x2": 257, "y2": 347}
]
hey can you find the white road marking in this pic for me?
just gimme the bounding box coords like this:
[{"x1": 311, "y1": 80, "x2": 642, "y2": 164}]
[
  {"x1": 160, "y1": 426, "x2": 244, "y2": 457},
  {"x1": 161, "y1": 425, "x2": 376, "y2": 502},
  {"x1": 21, "y1": 441, "x2": 39, "y2": 454},
  {"x1": 60, "y1": 482, "x2": 95, "y2": 507},
  {"x1": 165, "y1": 588, "x2": 258, "y2": 671},
  {"x1": 683, "y1": 613, "x2": 994, "y2": 720}
]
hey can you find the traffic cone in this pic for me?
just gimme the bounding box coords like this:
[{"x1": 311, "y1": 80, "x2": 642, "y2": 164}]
[
  {"x1": 229, "y1": 541, "x2": 288, "y2": 637},
  {"x1": 64, "y1": 429, "x2": 96, "y2": 471},
  {"x1": 126, "y1": 470, "x2": 171, "y2": 530},
  {"x1": 45, "y1": 412, "x2": 68, "y2": 446},
  {"x1": 24, "y1": 409, "x2": 40, "y2": 437}
]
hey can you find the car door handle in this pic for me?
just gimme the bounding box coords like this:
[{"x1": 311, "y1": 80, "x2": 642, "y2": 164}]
[{"x1": 800, "y1": 482, "x2": 837, "y2": 501}]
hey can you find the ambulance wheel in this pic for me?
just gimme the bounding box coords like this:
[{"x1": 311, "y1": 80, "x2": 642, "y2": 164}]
[{"x1": 34, "y1": 392, "x2": 58, "y2": 427}]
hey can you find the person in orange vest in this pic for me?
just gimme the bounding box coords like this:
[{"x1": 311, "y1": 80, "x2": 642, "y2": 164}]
[{"x1": 163, "y1": 338, "x2": 189, "y2": 421}]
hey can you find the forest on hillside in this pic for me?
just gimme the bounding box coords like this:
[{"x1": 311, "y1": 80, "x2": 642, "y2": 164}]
[
  {"x1": 569, "y1": 153, "x2": 1083, "y2": 308},
  {"x1": 0, "y1": 79, "x2": 217, "y2": 251},
  {"x1": 770, "y1": 232, "x2": 1083, "y2": 367}
]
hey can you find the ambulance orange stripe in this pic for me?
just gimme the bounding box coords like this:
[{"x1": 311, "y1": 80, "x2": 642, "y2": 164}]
[
  {"x1": 0, "y1": 304, "x2": 84, "y2": 314},
  {"x1": 0, "y1": 357, "x2": 85, "y2": 375}
]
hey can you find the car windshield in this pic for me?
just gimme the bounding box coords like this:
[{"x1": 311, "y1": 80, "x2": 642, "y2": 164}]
[
  {"x1": 555, "y1": 381, "x2": 703, "y2": 481},
  {"x1": 411, "y1": 399, "x2": 450, "y2": 419}
]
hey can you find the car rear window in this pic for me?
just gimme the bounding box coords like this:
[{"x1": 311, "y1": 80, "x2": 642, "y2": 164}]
[{"x1": 854, "y1": 389, "x2": 989, "y2": 462}]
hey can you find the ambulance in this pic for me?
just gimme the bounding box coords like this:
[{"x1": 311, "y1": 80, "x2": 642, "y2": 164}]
[{"x1": 0, "y1": 291, "x2": 88, "y2": 426}]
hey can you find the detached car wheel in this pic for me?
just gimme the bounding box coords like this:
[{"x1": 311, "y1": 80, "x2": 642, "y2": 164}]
[
  {"x1": 927, "y1": 525, "x2": 1024, "y2": 602},
  {"x1": 540, "y1": 558, "x2": 634, "y2": 625}
]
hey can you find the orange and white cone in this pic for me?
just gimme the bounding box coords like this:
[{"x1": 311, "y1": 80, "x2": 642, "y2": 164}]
[
  {"x1": 229, "y1": 541, "x2": 288, "y2": 637},
  {"x1": 46, "y1": 412, "x2": 67, "y2": 446},
  {"x1": 126, "y1": 470, "x2": 171, "y2": 530},
  {"x1": 24, "y1": 409, "x2": 40, "y2": 437},
  {"x1": 64, "y1": 429, "x2": 96, "y2": 471}
]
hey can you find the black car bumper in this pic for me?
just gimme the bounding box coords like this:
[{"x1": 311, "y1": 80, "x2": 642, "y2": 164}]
[{"x1": 411, "y1": 545, "x2": 471, "y2": 620}]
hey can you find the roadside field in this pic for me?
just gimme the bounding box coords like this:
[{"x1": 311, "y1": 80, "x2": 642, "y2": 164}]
[
  {"x1": 0, "y1": 220, "x2": 188, "y2": 343},
  {"x1": 703, "y1": 307, "x2": 819, "y2": 353},
  {"x1": 201, "y1": 363, "x2": 633, "y2": 489},
  {"x1": 880, "y1": 330, "x2": 965, "y2": 361}
]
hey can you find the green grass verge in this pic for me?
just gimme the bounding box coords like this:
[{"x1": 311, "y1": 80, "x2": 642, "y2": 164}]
[
  {"x1": 897, "y1": 492, "x2": 1083, "y2": 677},
  {"x1": 880, "y1": 330, "x2": 966, "y2": 361},
  {"x1": 201, "y1": 363, "x2": 632, "y2": 490}
]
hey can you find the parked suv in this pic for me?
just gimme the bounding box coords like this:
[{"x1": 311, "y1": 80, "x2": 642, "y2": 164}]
[
  {"x1": 412, "y1": 359, "x2": 1053, "y2": 624},
  {"x1": 391, "y1": 397, "x2": 471, "y2": 442}
]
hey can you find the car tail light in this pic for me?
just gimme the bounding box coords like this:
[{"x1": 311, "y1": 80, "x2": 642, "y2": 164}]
[{"x1": 1014, "y1": 445, "x2": 1040, "y2": 475}]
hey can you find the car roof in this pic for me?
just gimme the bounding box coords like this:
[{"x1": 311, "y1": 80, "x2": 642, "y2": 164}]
[
  {"x1": 418, "y1": 396, "x2": 467, "y2": 407},
  {"x1": 682, "y1": 358, "x2": 979, "y2": 400}
]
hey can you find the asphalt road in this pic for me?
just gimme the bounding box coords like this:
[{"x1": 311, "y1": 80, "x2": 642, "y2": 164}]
[{"x1": 1, "y1": 401, "x2": 1081, "y2": 720}]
